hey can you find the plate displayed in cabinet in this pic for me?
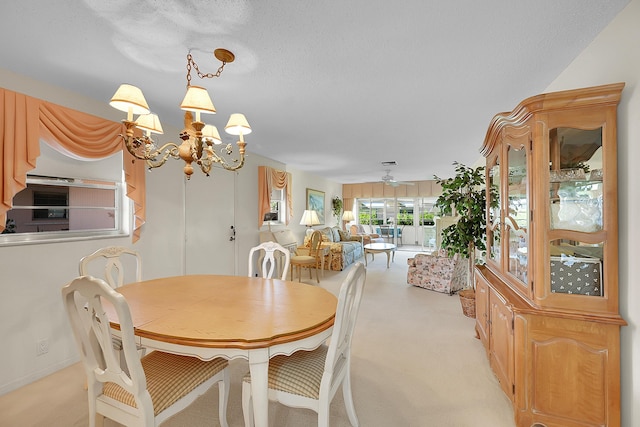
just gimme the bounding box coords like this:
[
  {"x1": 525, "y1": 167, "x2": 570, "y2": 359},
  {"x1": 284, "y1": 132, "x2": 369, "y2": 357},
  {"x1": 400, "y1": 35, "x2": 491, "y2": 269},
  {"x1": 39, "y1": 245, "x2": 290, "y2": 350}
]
[
  {"x1": 549, "y1": 168, "x2": 587, "y2": 182},
  {"x1": 589, "y1": 169, "x2": 603, "y2": 181}
]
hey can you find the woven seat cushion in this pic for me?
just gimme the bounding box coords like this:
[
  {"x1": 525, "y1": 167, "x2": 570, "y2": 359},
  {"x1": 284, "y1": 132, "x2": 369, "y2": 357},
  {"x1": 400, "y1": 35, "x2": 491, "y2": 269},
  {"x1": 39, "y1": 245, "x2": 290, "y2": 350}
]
[
  {"x1": 291, "y1": 255, "x2": 317, "y2": 265},
  {"x1": 103, "y1": 351, "x2": 228, "y2": 416},
  {"x1": 244, "y1": 345, "x2": 328, "y2": 399}
]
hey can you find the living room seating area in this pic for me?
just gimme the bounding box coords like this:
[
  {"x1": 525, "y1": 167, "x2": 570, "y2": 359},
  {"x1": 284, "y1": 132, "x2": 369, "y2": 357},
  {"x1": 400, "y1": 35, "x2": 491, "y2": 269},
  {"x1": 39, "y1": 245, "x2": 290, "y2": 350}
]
[
  {"x1": 304, "y1": 226, "x2": 363, "y2": 271},
  {"x1": 349, "y1": 224, "x2": 384, "y2": 245}
]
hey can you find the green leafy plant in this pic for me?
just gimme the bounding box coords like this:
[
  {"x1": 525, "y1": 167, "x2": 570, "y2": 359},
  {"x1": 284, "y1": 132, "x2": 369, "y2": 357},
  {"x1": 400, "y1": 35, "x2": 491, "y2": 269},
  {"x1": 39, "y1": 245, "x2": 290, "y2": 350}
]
[
  {"x1": 397, "y1": 209, "x2": 413, "y2": 226},
  {"x1": 358, "y1": 212, "x2": 382, "y2": 225},
  {"x1": 435, "y1": 162, "x2": 498, "y2": 288},
  {"x1": 420, "y1": 212, "x2": 435, "y2": 225},
  {"x1": 332, "y1": 196, "x2": 343, "y2": 222}
]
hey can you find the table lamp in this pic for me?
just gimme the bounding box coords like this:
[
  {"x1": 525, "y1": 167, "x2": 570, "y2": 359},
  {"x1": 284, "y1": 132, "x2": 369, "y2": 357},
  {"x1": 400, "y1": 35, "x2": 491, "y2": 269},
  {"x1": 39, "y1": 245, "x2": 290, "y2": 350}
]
[
  {"x1": 300, "y1": 210, "x2": 321, "y2": 230},
  {"x1": 341, "y1": 210, "x2": 355, "y2": 230}
]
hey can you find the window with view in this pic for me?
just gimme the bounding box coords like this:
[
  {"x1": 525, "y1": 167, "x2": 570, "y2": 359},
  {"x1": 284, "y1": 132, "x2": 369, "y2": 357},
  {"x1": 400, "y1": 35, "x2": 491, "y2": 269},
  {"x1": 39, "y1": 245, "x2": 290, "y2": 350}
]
[
  {"x1": 1, "y1": 142, "x2": 130, "y2": 245},
  {"x1": 265, "y1": 188, "x2": 286, "y2": 225}
]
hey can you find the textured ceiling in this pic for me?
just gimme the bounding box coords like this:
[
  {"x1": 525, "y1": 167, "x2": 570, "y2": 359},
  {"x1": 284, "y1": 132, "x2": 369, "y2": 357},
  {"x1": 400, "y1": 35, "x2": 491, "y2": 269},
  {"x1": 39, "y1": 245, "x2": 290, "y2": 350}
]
[{"x1": 0, "y1": 0, "x2": 630, "y2": 183}]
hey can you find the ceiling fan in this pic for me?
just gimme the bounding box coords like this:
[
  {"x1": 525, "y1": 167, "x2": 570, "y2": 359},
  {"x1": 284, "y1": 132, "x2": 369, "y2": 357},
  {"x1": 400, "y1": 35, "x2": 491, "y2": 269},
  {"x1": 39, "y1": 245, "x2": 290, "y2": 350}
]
[{"x1": 380, "y1": 169, "x2": 414, "y2": 187}]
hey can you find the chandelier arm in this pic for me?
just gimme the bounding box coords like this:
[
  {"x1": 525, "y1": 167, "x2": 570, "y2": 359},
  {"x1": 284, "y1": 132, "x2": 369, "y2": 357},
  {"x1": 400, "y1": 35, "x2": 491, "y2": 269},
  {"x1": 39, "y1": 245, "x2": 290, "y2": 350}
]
[
  {"x1": 190, "y1": 142, "x2": 212, "y2": 176},
  {"x1": 144, "y1": 143, "x2": 181, "y2": 169},
  {"x1": 121, "y1": 129, "x2": 180, "y2": 165},
  {"x1": 216, "y1": 142, "x2": 247, "y2": 171}
]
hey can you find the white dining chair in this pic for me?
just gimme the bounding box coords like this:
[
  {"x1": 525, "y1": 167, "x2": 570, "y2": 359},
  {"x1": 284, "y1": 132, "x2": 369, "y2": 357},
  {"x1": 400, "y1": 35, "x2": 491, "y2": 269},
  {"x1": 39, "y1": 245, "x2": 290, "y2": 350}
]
[
  {"x1": 62, "y1": 275, "x2": 230, "y2": 427},
  {"x1": 248, "y1": 241, "x2": 291, "y2": 280},
  {"x1": 241, "y1": 262, "x2": 366, "y2": 427},
  {"x1": 79, "y1": 246, "x2": 145, "y2": 367},
  {"x1": 79, "y1": 246, "x2": 142, "y2": 289}
]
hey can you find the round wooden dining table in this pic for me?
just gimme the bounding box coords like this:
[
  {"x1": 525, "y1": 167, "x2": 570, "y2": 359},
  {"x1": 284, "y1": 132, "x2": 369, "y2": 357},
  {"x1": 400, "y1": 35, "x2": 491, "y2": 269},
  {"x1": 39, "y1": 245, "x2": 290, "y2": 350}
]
[{"x1": 104, "y1": 275, "x2": 337, "y2": 427}]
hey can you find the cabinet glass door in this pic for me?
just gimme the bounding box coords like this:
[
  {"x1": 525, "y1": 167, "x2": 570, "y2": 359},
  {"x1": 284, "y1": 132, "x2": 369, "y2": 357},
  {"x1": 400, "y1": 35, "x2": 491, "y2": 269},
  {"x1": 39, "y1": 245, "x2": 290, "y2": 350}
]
[
  {"x1": 548, "y1": 127, "x2": 604, "y2": 297},
  {"x1": 487, "y1": 157, "x2": 501, "y2": 265},
  {"x1": 505, "y1": 142, "x2": 528, "y2": 285}
]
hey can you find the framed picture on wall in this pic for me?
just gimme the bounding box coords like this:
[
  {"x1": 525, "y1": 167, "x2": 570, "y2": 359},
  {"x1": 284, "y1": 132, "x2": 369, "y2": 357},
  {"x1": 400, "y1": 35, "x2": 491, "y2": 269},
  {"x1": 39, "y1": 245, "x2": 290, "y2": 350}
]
[{"x1": 306, "y1": 188, "x2": 325, "y2": 225}]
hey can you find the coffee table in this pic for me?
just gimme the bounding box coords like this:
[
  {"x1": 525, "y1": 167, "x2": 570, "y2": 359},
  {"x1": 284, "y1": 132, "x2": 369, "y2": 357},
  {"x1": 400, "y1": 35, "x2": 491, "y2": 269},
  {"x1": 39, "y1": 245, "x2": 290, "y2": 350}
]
[{"x1": 363, "y1": 242, "x2": 397, "y2": 268}]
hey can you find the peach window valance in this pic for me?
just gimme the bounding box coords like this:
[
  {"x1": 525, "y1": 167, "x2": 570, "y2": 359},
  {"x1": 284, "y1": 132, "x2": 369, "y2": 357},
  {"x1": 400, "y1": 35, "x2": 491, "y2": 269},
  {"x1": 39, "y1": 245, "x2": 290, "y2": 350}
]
[
  {"x1": 258, "y1": 166, "x2": 292, "y2": 228},
  {"x1": 0, "y1": 88, "x2": 146, "y2": 242}
]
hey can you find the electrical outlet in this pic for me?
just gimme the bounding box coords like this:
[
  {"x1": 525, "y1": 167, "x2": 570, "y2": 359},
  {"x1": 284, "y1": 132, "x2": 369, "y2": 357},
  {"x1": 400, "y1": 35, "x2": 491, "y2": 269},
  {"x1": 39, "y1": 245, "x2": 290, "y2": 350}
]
[{"x1": 36, "y1": 338, "x2": 49, "y2": 356}]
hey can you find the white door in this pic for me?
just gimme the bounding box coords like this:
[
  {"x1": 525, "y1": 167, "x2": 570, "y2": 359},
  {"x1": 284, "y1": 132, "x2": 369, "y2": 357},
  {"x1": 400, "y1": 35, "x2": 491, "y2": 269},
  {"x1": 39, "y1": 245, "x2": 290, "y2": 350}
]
[{"x1": 184, "y1": 168, "x2": 236, "y2": 275}]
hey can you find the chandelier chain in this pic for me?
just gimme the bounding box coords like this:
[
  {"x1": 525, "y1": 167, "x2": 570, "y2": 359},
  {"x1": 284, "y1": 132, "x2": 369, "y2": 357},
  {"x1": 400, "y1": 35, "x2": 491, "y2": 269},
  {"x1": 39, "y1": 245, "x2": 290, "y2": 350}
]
[{"x1": 186, "y1": 53, "x2": 227, "y2": 87}]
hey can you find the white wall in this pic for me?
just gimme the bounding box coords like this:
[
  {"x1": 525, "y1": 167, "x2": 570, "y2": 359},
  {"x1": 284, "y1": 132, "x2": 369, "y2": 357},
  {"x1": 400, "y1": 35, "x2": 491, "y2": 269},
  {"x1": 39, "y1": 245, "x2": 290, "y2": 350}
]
[
  {"x1": 0, "y1": 68, "x2": 343, "y2": 394},
  {"x1": 543, "y1": 1, "x2": 640, "y2": 425}
]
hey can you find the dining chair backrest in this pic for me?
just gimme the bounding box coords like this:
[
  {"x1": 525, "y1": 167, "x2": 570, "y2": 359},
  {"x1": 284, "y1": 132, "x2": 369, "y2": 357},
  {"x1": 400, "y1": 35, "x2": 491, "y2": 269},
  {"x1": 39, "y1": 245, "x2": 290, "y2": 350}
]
[
  {"x1": 308, "y1": 230, "x2": 323, "y2": 255},
  {"x1": 62, "y1": 276, "x2": 152, "y2": 421},
  {"x1": 248, "y1": 241, "x2": 291, "y2": 280},
  {"x1": 79, "y1": 246, "x2": 142, "y2": 288},
  {"x1": 61, "y1": 275, "x2": 231, "y2": 427},
  {"x1": 324, "y1": 261, "x2": 366, "y2": 386},
  {"x1": 240, "y1": 261, "x2": 366, "y2": 427}
]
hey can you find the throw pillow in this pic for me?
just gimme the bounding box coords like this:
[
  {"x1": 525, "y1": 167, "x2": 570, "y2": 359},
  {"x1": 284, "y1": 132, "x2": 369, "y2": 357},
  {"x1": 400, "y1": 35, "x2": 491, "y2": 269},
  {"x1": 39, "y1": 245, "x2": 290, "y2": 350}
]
[
  {"x1": 331, "y1": 227, "x2": 341, "y2": 242},
  {"x1": 338, "y1": 229, "x2": 350, "y2": 241},
  {"x1": 319, "y1": 228, "x2": 333, "y2": 242}
]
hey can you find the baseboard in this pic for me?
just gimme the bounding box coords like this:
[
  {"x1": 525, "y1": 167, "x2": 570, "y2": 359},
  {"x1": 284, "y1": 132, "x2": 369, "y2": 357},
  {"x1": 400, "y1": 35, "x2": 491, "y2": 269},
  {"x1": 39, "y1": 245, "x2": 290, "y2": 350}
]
[{"x1": 0, "y1": 356, "x2": 79, "y2": 396}]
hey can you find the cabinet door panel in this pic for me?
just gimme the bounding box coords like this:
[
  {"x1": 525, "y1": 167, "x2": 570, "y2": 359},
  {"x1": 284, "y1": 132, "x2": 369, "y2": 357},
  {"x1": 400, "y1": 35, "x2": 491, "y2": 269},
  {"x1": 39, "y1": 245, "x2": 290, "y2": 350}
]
[
  {"x1": 489, "y1": 291, "x2": 513, "y2": 400},
  {"x1": 521, "y1": 315, "x2": 620, "y2": 427},
  {"x1": 475, "y1": 271, "x2": 490, "y2": 349}
]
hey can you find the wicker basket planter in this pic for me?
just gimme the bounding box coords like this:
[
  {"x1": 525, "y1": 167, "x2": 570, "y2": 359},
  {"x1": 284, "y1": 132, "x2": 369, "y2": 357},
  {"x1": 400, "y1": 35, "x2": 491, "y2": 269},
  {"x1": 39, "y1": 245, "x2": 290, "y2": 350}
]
[{"x1": 459, "y1": 289, "x2": 476, "y2": 318}]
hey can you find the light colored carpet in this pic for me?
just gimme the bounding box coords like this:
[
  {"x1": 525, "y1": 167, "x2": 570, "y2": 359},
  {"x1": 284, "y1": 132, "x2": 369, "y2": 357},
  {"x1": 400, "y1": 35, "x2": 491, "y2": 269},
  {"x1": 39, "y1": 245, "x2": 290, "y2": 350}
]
[{"x1": 0, "y1": 251, "x2": 515, "y2": 427}]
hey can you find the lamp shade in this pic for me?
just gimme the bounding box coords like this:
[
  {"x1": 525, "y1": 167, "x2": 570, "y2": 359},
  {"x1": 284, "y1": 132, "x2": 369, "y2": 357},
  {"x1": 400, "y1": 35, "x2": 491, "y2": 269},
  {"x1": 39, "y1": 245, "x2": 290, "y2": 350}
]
[
  {"x1": 180, "y1": 86, "x2": 216, "y2": 115},
  {"x1": 225, "y1": 113, "x2": 252, "y2": 136},
  {"x1": 202, "y1": 125, "x2": 222, "y2": 145},
  {"x1": 135, "y1": 113, "x2": 164, "y2": 135},
  {"x1": 299, "y1": 210, "x2": 320, "y2": 227},
  {"x1": 110, "y1": 84, "x2": 150, "y2": 116},
  {"x1": 342, "y1": 210, "x2": 355, "y2": 222}
]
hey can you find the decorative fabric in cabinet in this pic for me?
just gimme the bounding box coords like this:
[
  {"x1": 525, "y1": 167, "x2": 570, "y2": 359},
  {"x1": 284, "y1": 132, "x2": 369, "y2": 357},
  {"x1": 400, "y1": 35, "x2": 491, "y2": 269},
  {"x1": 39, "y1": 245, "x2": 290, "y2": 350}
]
[{"x1": 550, "y1": 255, "x2": 602, "y2": 296}]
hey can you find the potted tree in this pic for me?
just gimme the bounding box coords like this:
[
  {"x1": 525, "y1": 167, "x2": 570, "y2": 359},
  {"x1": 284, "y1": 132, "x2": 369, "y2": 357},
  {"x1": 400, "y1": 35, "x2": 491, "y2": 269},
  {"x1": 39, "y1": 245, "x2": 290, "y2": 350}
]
[{"x1": 434, "y1": 162, "x2": 497, "y2": 317}]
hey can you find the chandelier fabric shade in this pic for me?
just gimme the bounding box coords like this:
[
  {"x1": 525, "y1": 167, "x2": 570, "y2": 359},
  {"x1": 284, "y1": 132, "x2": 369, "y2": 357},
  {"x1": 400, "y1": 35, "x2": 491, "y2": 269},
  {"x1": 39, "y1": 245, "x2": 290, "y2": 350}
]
[
  {"x1": 225, "y1": 113, "x2": 252, "y2": 137},
  {"x1": 135, "y1": 113, "x2": 164, "y2": 136},
  {"x1": 202, "y1": 124, "x2": 222, "y2": 144},
  {"x1": 109, "y1": 84, "x2": 150, "y2": 119},
  {"x1": 180, "y1": 85, "x2": 216, "y2": 118},
  {"x1": 109, "y1": 49, "x2": 251, "y2": 179}
]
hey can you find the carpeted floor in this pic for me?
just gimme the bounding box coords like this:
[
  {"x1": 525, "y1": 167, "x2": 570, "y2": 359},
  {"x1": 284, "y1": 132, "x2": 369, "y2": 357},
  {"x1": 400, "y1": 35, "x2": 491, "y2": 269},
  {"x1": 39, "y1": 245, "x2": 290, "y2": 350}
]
[{"x1": 0, "y1": 251, "x2": 515, "y2": 427}]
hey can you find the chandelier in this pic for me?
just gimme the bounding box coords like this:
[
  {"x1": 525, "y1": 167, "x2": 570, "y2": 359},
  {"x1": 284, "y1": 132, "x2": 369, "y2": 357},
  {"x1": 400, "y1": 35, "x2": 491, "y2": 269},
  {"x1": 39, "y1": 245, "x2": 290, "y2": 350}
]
[{"x1": 109, "y1": 48, "x2": 251, "y2": 179}]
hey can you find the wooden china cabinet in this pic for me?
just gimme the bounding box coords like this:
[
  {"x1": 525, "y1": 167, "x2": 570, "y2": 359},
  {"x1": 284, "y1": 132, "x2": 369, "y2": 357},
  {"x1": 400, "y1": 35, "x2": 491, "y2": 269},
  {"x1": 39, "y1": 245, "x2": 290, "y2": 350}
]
[{"x1": 475, "y1": 83, "x2": 626, "y2": 427}]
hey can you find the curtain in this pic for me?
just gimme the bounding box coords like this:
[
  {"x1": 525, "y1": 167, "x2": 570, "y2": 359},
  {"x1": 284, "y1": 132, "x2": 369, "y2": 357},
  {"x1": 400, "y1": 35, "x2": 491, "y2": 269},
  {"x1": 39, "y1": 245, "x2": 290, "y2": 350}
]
[
  {"x1": 343, "y1": 198, "x2": 353, "y2": 212},
  {"x1": 0, "y1": 88, "x2": 146, "y2": 241},
  {"x1": 257, "y1": 165, "x2": 292, "y2": 228}
]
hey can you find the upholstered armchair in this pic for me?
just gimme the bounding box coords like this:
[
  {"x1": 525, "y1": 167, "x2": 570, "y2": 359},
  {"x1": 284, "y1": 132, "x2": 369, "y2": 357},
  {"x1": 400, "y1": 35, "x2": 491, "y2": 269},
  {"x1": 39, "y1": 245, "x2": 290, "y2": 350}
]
[
  {"x1": 406, "y1": 251, "x2": 467, "y2": 295},
  {"x1": 350, "y1": 224, "x2": 384, "y2": 245}
]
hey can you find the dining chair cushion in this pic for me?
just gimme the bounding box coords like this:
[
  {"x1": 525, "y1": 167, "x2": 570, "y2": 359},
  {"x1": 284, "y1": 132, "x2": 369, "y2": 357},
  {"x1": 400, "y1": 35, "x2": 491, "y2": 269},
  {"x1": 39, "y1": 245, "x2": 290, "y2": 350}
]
[
  {"x1": 243, "y1": 346, "x2": 328, "y2": 400},
  {"x1": 291, "y1": 255, "x2": 316, "y2": 264},
  {"x1": 103, "y1": 350, "x2": 228, "y2": 416}
]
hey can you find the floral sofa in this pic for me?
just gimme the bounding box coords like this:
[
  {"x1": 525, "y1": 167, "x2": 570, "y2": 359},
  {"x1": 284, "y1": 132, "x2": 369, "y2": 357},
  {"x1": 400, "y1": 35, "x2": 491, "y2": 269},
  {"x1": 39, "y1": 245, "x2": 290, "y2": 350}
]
[
  {"x1": 304, "y1": 226, "x2": 363, "y2": 271},
  {"x1": 406, "y1": 251, "x2": 467, "y2": 295}
]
